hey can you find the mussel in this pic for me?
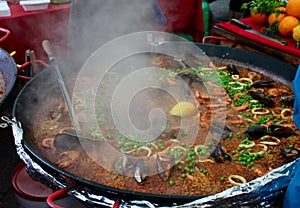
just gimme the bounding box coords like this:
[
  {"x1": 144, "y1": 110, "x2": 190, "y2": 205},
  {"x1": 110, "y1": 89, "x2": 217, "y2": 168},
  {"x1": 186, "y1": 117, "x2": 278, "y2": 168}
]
[
  {"x1": 184, "y1": 52, "x2": 205, "y2": 68},
  {"x1": 281, "y1": 147, "x2": 300, "y2": 162},
  {"x1": 54, "y1": 133, "x2": 81, "y2": 151},
  {"x1": 176, "y1": 71, "x2": 203, "y2": 86},
  {"x1": 245, "y1": 125, "x2": 267, "y2": 140},
  {"x1": 280, "y1": 96, "x2": 295, "y2": 107},
  {"x1": 156, "y1": 154, "x2": 175, "y2": 181},
  {"x1": 248, "y1": 90, "x2": 275, "y2": 107},
  {"x1": 133, "y1": 158, "x2": 150, "y2": 184},
  {"x1": 252, "y1": 80, "x2": 274, "y2": 88},
  {"x1": 210, "y1": 142, "x2": 231, "y2": 163},
  {"x1": 269, "y1": 125, "x2": 295, "y2": 138},
  {"x1": 112, "y1": 154, "x2": 134, "y2": 175},
  {"x1": 226, "y1": 64, "x2": 239, "y2": 75}
]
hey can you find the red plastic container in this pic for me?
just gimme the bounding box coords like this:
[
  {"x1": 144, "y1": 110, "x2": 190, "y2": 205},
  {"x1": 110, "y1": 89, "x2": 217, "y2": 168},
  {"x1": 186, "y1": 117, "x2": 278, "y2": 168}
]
[{"x1": 11, "y1": 162, "x2": 86, "y2": 208}]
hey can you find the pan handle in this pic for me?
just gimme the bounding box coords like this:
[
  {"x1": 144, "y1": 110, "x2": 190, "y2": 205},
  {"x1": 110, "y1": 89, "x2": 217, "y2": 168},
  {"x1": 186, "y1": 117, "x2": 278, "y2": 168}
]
[
  {"x1": 113, "y1": 199, "x2": 121, "y2": 208},
  {"x1": 46, "y1": 187, "x2": 69, "y2": 208},
  {"x1": 0, "y1": 27, "x2": 10, "y2": 43},
  {"x1": 202, "y1": 35, "x2": 229, "y2": 44}
]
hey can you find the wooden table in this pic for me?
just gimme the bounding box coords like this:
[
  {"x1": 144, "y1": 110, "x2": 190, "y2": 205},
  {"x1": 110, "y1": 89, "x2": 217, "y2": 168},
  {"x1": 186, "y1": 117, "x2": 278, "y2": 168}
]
[{"x1": 212, "y1": 18, "x2": 300, "y2": 65}]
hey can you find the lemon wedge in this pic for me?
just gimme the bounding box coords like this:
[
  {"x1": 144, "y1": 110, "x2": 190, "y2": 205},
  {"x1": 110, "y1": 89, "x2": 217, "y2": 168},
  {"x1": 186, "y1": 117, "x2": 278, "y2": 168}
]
[{"x1": 170, "y1": 102, "x2": 197, "y2": 117}]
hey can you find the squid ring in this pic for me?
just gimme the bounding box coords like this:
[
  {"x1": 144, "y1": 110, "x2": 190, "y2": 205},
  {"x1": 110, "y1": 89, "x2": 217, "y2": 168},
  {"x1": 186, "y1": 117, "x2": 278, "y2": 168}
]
[
  {"x1": 252, "y1": 108, "x2": 270, "y2": 115},
  {"x1": 228, "y1": 81, "x2": 244, "y2": 90},
  {"x1": 231, "y1": 75, "x2": 239, "y2": 80},
  {"x1": 228, "y1": 175, "x2": 247, "y2": 186},
  {"x1": 249, "y1": 144, "x2": 268, "y2": 155},
  {"x1": 137, "y1": 146, "x2": 152, "y2": 158},
  {"x1": 146, "y1": 142, "x2": 159, "y2": 150},
  {"x1": 260, "y1": 135, "x2": 280, "y2": 146},
  {"x1": 281, "y1": 108, "x2": 293, "y2": 120},
  {"x1": 239, "y1": 78, "x2": 253, "y2": 86}
]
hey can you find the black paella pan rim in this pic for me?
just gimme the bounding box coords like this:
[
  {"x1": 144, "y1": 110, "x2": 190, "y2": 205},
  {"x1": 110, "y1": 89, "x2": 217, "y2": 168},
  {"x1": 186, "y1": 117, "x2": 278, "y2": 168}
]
[
  {"x1": 12, "y1": 44, "x2": 298, "y2": 206},
  {"x1": 0, "y1": 47, "x2": 18, "y2": 107}
]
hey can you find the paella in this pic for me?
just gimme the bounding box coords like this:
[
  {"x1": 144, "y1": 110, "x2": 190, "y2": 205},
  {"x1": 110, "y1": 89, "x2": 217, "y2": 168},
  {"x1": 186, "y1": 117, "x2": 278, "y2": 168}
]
[{"x1": 32, "y1": 53, "x2": 299, "y2": 196}]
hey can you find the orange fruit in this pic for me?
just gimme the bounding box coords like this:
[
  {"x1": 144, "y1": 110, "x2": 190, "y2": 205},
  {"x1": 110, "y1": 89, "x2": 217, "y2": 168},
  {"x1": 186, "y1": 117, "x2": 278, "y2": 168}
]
[
  {"x1": 286, "y1": 0, "x2": 300, "y2": 19},
  {"x1": 268, "y1": 7, "x2": 286, "y2": 24},
  {"x1": 278, "y1": 16, "x2": 300, "y2": 36},
  {"x1": 251, "y1": 12, "x2": 268, "y2": 25}
]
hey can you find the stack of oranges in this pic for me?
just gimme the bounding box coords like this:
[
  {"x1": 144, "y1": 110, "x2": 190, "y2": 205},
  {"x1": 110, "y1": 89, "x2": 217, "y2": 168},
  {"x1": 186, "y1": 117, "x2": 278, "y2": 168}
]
[
  {"x1": 270, "y1": 0, "x2": 300, "y2": 40},
  {"x1": 252, "y1": 0, "x2": 300, "y2": 40}
]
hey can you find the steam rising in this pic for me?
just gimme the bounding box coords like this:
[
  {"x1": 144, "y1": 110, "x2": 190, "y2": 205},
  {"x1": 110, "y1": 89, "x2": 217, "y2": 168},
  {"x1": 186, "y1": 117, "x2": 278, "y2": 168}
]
[{"x1": 67, "y1": 0, "x2": 163, "y2": 70}]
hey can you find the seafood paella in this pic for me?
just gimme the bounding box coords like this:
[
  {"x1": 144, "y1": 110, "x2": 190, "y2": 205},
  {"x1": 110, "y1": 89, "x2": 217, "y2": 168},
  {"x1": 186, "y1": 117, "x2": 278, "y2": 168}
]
[{"x1": 33, "y1": 54, "x2": 300, "y2": 196}]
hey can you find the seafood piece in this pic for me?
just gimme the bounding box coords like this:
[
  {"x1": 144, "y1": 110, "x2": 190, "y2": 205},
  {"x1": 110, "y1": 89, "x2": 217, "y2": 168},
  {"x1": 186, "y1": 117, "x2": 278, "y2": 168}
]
[
  {"x1": 252, "y1": 80, "x2": 274, "y2": 88},
  {"x1": 156, "y1": 154, "x2": 175, "y2": 181},
  {"x1": 176, "y1": 72, "x2": 203, "y2": 86},
  {"x1": 54, "y1": 133, "x2": 81, "y2": 152},
  {"x1": 269, "y1": 125, "x2": 295, "y2": 138},
  {"x1": 248, "y1": 71, "x2": 261, "y2": 80},
  {"x1": 133, "y1": 158, "x2": 150, "y2": 184},
  {"x1": 280, "y1": 96, "x2": 295, "y2": 107},
  {"x1": 151, "y1": 55, "x2": 185, "y2": 69},
  {"x1": 245, "y1": 125, "x2": 267, "y2": 140},
  {"x1": 112, "y1": 154, "x2": 134, "y2": 175},
  {"x1": 210, "y1": 142, "x2": 231, "y2": 163},
  {"x1": 228, "y1": 174, "x2": 247, "y2": 186},
  {"x1": 281, "y1": 108, "x2": 293, "y2": 121},
  {"x1": 281, "y1": 147, "x2": 300, "y2": 162},
  {"x1": 248, "y1": 90, "x2": 275, "y2": 107},
  {"x1": 219, "y1": 123, "x2": 233, "y2": 140},
  {"x1": 226, "y1": 64, "x2": 239, "y2": 75},
  {"x1": 268, "y1": 88, "x2": 290, "y2": 97},
  {"x1": 56, "y1": 150, "x2": 81, "y2": 168},
  {"x1": 41, "y1": 137, "x2": 55, "y2": 151}
]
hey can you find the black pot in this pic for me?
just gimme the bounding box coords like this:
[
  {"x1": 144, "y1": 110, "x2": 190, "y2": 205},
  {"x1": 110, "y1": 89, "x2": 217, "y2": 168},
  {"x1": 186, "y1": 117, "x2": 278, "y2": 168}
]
[{"x1": 12, "y1": 44, "x2": 297, "y2": 206}]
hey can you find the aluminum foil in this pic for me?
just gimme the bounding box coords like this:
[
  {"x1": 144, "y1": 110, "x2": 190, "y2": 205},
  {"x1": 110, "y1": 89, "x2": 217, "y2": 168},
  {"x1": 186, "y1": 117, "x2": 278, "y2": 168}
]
[
  {"x1": 11, "y1": 117, "x2": 115, "y2": 207},
  {"x1": 10, "y1": 116, "x2": 298, "y2": 208}
]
